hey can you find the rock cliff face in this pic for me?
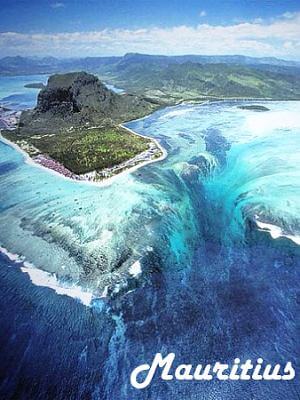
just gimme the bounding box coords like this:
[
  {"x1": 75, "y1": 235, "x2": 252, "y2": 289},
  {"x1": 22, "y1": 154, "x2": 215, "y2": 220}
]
[
  {"x1": 19, "y1": 72, "x2": 159, "y2": 133},
  {"x1": 37, "y1": 72, "x2": 114, "y2": 114}
]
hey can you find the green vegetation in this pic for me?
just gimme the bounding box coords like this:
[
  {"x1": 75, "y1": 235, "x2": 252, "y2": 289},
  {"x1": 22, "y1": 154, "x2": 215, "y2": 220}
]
[
  {"x1": 98, "y1": 61, "x2": 300, "y2": 102},
  {"x1": 6, "y1": 72, "x2": 161, "y2": 176},
  {"x1": 1, "y1": 54, "x2": 299, "y2": 102},
  {"x1": 3, "y1": 60, "x2": 299, "y2": 177},
  {"x1": 52, "y1": 127, "x2": 151, "y2": 174},
  {"x1": 3, "y1": 126, "x2": 151, "y2": 174}
]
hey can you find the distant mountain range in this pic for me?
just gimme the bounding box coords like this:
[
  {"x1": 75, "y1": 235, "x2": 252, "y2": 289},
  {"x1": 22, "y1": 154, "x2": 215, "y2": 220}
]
[
  {"x1": 0, "y1": 55, "x2": 119, "y2": 75},
  {"x1": 119, "y1": 53, "x2": 300, "y2": 67},
  {"x1": 1, "y1": 53, "x2": 300, "y2": 76},
  {"x1": 109, "y1": 63, "x2": 300, "y2": 101},
  {"x1": 1, "y1": 53, "x2": 300, "y2": 101}
]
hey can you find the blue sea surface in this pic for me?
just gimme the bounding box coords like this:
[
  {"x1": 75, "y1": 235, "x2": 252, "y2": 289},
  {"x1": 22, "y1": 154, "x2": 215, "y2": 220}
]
[
  {"x1": 0, "y1": 88, "x2": 299, "y2": 399},
  {"x1": 0, "y1": 75, "x2": 49, "y2": 110}
]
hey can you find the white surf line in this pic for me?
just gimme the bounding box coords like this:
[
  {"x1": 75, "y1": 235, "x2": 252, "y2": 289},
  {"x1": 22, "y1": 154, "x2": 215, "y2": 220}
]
[
  {"x1": 255, "y1": 218, "x2": 300, "y2": 246},
  {"x1": 0, "y1": 246, "x2": 24, "y2": 263},
  {"x1": 20, "y1": 265, "x2": 94, "y2": 307},
  {"x1": 1, "y1": 98, "x2": 254, "y2": 186},
  {"x1": 128, "y1": 260, "x2": 142, "y2": 278},
  {"x1": 0, "y1": 245, "x2": 94, "y2": 306},
  {"x1": 0, "y1": 124, "x2": 167, "y2": 188},
  {"x1": 0, "y1": 133, "x2": 77, "y2": 182}
]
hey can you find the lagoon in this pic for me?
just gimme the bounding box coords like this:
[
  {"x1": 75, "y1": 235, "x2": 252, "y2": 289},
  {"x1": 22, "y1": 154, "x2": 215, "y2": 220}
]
[{"x1": 0, "y1": 78, "x2": 299, "y2": 398}]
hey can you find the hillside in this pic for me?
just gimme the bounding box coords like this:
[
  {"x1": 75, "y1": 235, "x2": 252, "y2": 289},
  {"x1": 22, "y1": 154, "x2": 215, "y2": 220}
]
[
  {"x1": 19, "y1": 71, "x2": 160, "y2": 133},
  {"x1": 0, "y1": 53, "x2": 299, "y2": 75},
  {"x1": 98, "y1": 58, "x2": 300, "y2": 102},
  {"x1": 3, "y1": 72, "x2": 162, "y2": 177},
  {"x1": 1, "y1": 54, "x2": 300, "y2": 102}
]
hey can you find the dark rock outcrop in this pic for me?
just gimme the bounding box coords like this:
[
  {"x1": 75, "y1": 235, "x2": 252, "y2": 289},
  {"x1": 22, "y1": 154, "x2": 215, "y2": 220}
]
[
  {"x1": 24, "y1": 82, "x2": 45, "y2": 89},
  {"x1": 19, "y1": 72, "x2": 159, "y2": 134},
  {"x1": 36, "y1": 72, "x2": 114, "y2": 114},
  {"x1": 238, "y1": 105, "x2": 270, "y2": 112}
]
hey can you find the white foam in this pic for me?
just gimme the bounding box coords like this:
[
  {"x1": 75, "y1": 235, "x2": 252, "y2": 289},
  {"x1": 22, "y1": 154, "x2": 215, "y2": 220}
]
[
  {"x1": 197, "y1": 152, "x2": 219, "y2": 169},
  {"x1": 255, "y1": 218, "x2": 300, "y2": 246},
  {"x1": 0, "y1": 246, "x2": 93, "y2": 306},
  {"x1": 20, "y1": 265, "x2": 93, "y2": 306},
  {"x1": 0, "y1": 246, "x2": 23, "y2": 262},
  {"x1": 101, "y1": 285, "x2": 109, "y2": 298},
  {"x1": 129, "y1": 260, "x2": 142, "y2": 277}
]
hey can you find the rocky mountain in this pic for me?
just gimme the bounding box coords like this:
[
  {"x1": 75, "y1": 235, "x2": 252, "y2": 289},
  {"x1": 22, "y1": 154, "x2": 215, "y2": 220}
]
[
  {"x1": 2, "y1": 54, "x2": 300, "y2": 102},
  {"x1": 3, "y1": 72, "x2": 161, "y2": 176},
  {"x1": 1, "y1": 54, "x2": 299, "y2": 75},
  {"x1": 19, "y1": 72, "x2": 160, "y2": 134}
]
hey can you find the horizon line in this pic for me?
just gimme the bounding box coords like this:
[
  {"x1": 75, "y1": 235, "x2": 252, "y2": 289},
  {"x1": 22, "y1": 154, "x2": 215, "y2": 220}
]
[{"x1": 1, "y1": 52, "x2": 300, "y2": 63}]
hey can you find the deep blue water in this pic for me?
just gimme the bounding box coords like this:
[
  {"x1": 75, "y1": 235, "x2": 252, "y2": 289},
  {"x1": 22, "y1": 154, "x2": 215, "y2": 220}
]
[
  {"x1": 0, "y1": 232, "x2": 299, "y2": 399},
  {"x1": 0, "y1": 91, "x2": 299, "y2": 398}
]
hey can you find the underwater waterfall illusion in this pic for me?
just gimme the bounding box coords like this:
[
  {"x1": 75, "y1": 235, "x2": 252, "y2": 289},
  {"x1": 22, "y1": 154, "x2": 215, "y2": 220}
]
[{"x1": 0, "y1": 87, "x2": 299, "y2": 398}]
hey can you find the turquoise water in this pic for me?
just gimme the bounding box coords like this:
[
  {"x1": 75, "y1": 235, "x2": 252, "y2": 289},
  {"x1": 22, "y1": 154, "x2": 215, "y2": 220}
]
[
  {"x1": 0, "y1": 81, "x2": 299, "y2": 398},
  {"x1": 0, "y1": 101, "x2": 299, "y2": 296},
  {"x1": 0, "y1": 74, "x2": 49, "y2": 110}
]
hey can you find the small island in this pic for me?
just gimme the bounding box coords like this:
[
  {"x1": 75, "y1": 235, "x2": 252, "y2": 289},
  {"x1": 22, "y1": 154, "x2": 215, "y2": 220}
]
[
  {"x1": 24, "y1": 82, "x2": 45, "y2": 89},
  {"x1": 238, "y1": 105, "x2": 270, "y2": 112},
  {"x1": 2, "y1": 72, "x2": 163, "y2": 181}
]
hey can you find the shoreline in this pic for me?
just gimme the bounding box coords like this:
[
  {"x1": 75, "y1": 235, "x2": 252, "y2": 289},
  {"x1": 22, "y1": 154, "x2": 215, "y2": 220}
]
[
  {"x1": 0, "y1": 98, "x2": 290, "y2": 187},
  {"x1": 0, "y1": 121, "x2": 167, "y2": 188},
  {"x1": 0, "y1": 98, "x2": 296, "y2": 188},
  {"x1": 1, "y1": 99, "x2": 299, "y2": 308}
]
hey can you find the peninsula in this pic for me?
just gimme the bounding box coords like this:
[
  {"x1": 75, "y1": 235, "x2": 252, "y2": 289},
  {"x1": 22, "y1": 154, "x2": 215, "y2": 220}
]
[{"x1": 2, "y1": 72, "x2": 163, "y2": 181}]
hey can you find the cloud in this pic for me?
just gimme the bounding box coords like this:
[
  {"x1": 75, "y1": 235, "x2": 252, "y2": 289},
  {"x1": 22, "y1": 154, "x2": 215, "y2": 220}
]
[
  {"x1": 199, "y1": 10, "x2": 207, "y2": 17},
  {"x1": 1, "y1": 12, "x2": 300, "y2": 60},
  {"x1": 51, "y1": 2, "x2": 65, "y2": 9},
  {"x1": 282, "y1": 11, "x2": 297, "y2": 19},
  {"x1": 252, "y1": 17, "x2": 263, "y2": 24}
]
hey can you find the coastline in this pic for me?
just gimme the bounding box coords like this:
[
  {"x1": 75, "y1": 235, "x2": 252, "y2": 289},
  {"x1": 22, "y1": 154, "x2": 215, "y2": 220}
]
[
  {"x1": 1, "y1": 99, "x2": 299, "y2": 310},
  {"x1": 0, "y1": 98, "x2": 284, "y2": 188},
  {"x1": 2, "y1": 100, "x2": 299, "y2": 249},
  {"x1": 0, "y1": 98, "x2": 295, "y2": 189},
  {"x1": 0, "y1": 121, "x2": 167, "y2": 188}
]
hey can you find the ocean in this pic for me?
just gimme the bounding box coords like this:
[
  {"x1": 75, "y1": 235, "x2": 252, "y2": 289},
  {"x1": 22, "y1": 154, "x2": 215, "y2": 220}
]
[{"x1": 0, "y1": 75, "x2": 299, "y2": 399}]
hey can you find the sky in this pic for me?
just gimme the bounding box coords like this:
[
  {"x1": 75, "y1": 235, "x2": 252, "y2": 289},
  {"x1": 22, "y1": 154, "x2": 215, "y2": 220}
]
[{"x1": 0, "y1": 0, "x2": 300, "y2": 60}]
